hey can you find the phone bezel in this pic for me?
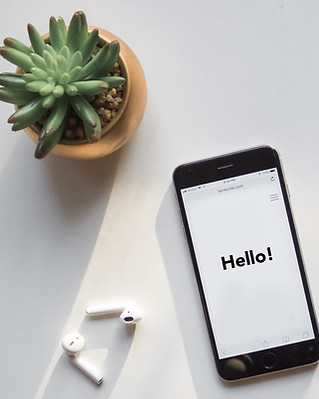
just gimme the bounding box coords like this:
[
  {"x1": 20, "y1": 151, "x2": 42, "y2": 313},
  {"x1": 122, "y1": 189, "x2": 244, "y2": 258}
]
[{"x1": 173, "y1": 145, "x2": 319, "y2": 381}]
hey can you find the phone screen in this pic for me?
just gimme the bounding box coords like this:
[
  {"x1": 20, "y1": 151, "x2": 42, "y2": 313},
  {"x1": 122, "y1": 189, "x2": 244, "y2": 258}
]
[{"x1": 179, "y1": 166, "x2": 315, "y2": 360}]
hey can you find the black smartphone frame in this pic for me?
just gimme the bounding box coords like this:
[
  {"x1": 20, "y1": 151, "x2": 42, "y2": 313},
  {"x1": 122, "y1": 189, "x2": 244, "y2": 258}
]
[{"x1": 173, "y1": 145, "x2": 319, "y2": 381}]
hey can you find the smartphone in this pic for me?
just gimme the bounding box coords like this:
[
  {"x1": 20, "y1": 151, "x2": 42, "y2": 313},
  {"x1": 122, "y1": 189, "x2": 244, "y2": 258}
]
[{"x1": 173, "y1": 145, "x2": 319, "y2": 381}]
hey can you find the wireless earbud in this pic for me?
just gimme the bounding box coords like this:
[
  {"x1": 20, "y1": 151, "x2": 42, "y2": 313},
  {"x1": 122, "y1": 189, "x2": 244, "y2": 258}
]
[
  {"x1": 62, "y1": 331, "x2": 85, "y2": 354},
  {"x1": 86, "y1": 304, "x2": 125, "y2": 317},
  {"x1": 86, "y1": 304, "x2": 142, "y2": 324},
  {"x1": 62, "y1": 332, "x2": 103, "y2": 385},
  {"x1": 120, "y1": 308, "x2": 142, "y2": 324}
]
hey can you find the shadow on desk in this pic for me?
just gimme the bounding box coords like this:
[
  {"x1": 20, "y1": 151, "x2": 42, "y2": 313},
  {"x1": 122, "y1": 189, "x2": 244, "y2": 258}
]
[
  {"x1": 0, "y1": 140, "x2": 125, "y2": 398},
  {"x1": 156, "y1": 184, "x2": 317, "y2": 399}
]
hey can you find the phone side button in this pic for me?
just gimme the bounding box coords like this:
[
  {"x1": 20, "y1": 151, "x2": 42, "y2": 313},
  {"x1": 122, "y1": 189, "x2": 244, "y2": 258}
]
[
  {"x1": 262, "y1": 352, "x2": 278, "y2": 370},
  {"x1": 286, "y1": 184, "x2": 291, "y2": 198},
  {"x1": 181, "y1": 225, "x2": 187, "y2": 241}
]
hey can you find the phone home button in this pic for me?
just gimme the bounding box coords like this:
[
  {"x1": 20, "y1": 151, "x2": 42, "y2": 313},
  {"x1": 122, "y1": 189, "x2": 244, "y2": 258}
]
[{"x1": 263, "y1": 352, "x2": 278, "y2": 370}]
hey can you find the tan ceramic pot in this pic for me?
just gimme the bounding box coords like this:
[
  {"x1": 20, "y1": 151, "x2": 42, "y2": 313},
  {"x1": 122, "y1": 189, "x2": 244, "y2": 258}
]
[{"x1": 23, "y1": 27, "x2": 147, "y2": 160}]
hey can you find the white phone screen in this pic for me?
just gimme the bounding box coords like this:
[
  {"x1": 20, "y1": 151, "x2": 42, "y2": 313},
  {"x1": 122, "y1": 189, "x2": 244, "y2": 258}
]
[{"x1": 181, "y1": 168, "x2": 315, "y2": 359}]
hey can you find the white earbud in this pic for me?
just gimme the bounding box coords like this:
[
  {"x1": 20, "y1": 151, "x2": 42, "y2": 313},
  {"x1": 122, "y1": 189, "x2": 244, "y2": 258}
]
[
  {"x1": 62, "y1": 331, "x2": 85, "y2": 354},
  {"x1": 86, "y1": 304, "x2": 142, "y2": 324},
  {"x1": 62, "y1": 332, "x2": 103, "y2": 385},
  {"x1": 86, "y1": 304, "x2": 125, "y2": 317},
  {"x1": 120, "y1": 308, "x2": 142, "y2": 324}
]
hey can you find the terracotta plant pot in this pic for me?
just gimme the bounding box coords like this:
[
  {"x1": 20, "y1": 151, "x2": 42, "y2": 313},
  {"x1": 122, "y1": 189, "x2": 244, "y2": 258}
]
[{"x1": 23, "y1": 27, "x2": 147, "y2": 160}]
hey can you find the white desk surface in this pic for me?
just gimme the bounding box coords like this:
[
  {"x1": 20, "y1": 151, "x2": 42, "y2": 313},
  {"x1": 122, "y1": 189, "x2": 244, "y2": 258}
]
[{"x1": 1, "y1": 1, "x2": 319, "y2": 398}]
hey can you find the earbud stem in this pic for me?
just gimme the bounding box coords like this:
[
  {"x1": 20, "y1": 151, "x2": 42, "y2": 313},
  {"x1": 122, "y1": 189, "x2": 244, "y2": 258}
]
[
  {"x1": 68, "y1": 355, "x2": 103, "y2": 385},
  {"x1": 86, "y1": 304, "x2": 125, "y2": 317}
]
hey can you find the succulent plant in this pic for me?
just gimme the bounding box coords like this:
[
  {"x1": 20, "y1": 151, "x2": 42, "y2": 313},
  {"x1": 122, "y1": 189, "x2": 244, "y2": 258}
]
[{"x1": 0, "y1": 11, "x2": 125, "y2": 159}]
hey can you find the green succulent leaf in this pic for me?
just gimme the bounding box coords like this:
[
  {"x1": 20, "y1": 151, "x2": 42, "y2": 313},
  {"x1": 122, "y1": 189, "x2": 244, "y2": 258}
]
[
  {"x1": 57, "y1": 17, "x2": 67, "y2": 43},
  {"x1": 3, "y1": 38, "x2": 32, "y2": 55},
  {"x1": 58, "y1": 72, "x2": 70, "y2": 85},
  {"x1": 91, "y1": 41, "x2": 120, "y2": 78},
  {"x1": 0, "y1": 72, "x2": 27, "y2": 90},
  {"x1": 56, "y1": 54, "x2": 67, "y2": 74},
  {"x1": 101, "y1": 76, "x2": 125, "y2": 88},
  {"x1": 69, "y1": 94, "x2": 100, "y2": 128},
  {"x1": 44, "y1": 43, "x2": 57, "y2": 58},
  {"x1": 66, "y1": 11, "x2": 82, "y2": 52},
  {"x1": 53, "y1": 84, "x2": 64, "y2": 97},
  {"x1": 21, "y1": 73, "x2": 37, "y2": 83},
  {"x1": 39, "y1": 80, "x2": 56, "y2": 96},
  {"x1": 78, "y1": 11, "x2": 89, "y2": 44},
  {"x1": 0, "y1": 87, "x2": 38, "y2": 105},
  {"x1": 0, "y1": 46, "x2": 35, "y2": 71},
  {"x1": 11, "y1": 118, "x2": 36, "y2": 131},
  {"x1": 59, "y1": 46, "x2": 70, "y2": 62},
  {"x1": 30, "y1": 53, "x2": 47, "y2": 70},
  {"x1": 49, "y1": 17, "x2": 64, "y2": 52},
  {"x1": 83, "y1": 117, "x2": 102, "y2": 143},
  {"x1": 27, "y1": 24, "x2": 46, "y2": 55},
  {"x1": 42, "y1": 93, "x2": 56, "y2": 109},
  {"x1": 8, "y1": 96, "x2": 46, "y2": 125},
  {"x1": 68, "y1": 66, "x2": 82, "y2": 82},
  {"x1": 81, "y1": 29, "x2": 99, "y2": 64},
  {"x1": 30, "y1": 67, "x2": 48, "y2": 80},
  {"x1": 42, "y1": 50, "x2": 54, "y2": 70},
  {"x1": 39, "y1": 96, "x2": 68, "y2": 139},
  {"x1": 65, "y1": 84, "x2": 78, "y2": 96},
  {"x1": 72, "y1": 80, "x2": 109, "y2": 95},
  {"x1": 69, "y1": 51, "x2": 83, "y2": 70},
  {"x1": 26, "y1": 80, "x2": 47, "y2": 92},
  {"x1": 79, "y1": 41, "x2": 120, "y2": 79},
  {"x1": 35, "y1": 113, "x2": 67, "y2": 159}
]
